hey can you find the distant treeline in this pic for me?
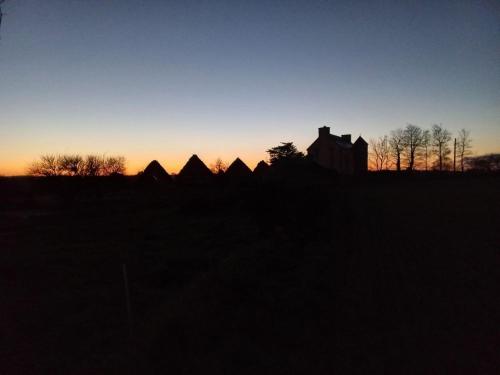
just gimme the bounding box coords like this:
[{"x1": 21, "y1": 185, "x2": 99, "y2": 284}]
[
  {"x1": 465, "y1": 153, "x2": 500, "y2": 172},
  {"x1": 28, "y1": 154, "x2": 126, "y2": 177},
  {"x1": 370, "y1": 124, "x2": 474, "y2": 172}
]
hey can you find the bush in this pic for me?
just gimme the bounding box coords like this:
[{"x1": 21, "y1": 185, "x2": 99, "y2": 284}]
[{"x1": 28, "y1": 154, "x2": 126, "y2": 176}]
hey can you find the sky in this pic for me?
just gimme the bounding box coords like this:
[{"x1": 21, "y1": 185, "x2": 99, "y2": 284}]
[{"x1": 0, "y1": 0, "x2": 499, "y2": 175}]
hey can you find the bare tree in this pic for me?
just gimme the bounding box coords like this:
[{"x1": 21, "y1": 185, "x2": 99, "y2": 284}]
[
  {"x1": 402, "y1": 124, "x2": 424, "y2": 171},
  {"x1": 29, "y1": 154, "x2": 126, "y2": 177},
  {"x1": 103, "y1": 156, "x2": 126, "y2": 175},
  {"x1": 457, "y1": 129, "x2": 472, "y2": 172},
  {"x1": 431, "y1": 124, "x2": 452, "y2": 171},
  {"x1": 389, "y1": 129, "x2": 405, "y2": 172},
  {"x1": 59, "y1": 155, "x2": 84, "y2": 176},
  {"x1": 83, "y1": 155, "x2": 105, "y2": 176},
  {"x1": 369, "y1": 136, "x2": 391, "y2": 171},
  {"x1": 210, "y1": 158, "x2": 227, "y2": 175},
  {"x1": 29, "y1": 154, "x2": 61, "y2": 176},
  {"x1": 419, "y1": 129, "x2": 432, "y2": 171}
]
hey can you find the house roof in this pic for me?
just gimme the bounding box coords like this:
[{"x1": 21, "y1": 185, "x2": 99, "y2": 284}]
[
  {"x1": 307, "y1": 134, "x2": 352, "y2": 151},
  {"x1": 225, "y1": 157, "x2": 252, "y2": 177},
  {"x1": 142, "y1": 160, "x2": 172, "y2": 182},
  {"x1": 178, "y1": 154, "x2": 213, "y2": 178},
  {"x1": 253, "y1": 160, "x2": 270, "y2": 175},
  {"x1": 354, "y1": 136, "x2": 368, "y2": 145}
]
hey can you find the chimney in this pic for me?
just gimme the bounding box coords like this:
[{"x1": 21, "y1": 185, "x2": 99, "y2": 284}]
[
  {"x1": 341, "y1": 134, "x2": 351, "y2": 143},
  {"x1": 319, "y1": 126, "x2": 330, "y2": 139}
]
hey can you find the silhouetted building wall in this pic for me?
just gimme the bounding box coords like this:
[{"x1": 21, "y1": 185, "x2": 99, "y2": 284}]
[
  {"x1": 353, "y1": 136, "x2": 368, "y2": 173},
  {"x1": 307, "y1": 126, "x2": 367, "y2": 174}
]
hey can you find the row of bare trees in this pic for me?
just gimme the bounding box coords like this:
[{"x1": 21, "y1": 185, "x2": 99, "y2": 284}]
[
  {"x1": 370, "y1": 124, "x2": 472, "y2": 172},
  {"x1": 29, "y1": 154, "x2": 126, "y2": 177}
]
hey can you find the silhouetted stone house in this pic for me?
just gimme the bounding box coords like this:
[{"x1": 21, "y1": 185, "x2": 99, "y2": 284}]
[
  {"x1": 225, "y1": 158, "x2": 252, "y2": 178},
  {"x1": 141, "y1": 160, "x2": 172, "y2": 183},
  {"x1": 177, "y1": 154, "x2": 213, "y2": 184},
  {"x1": 307, "y1": 126, "x2": 368, "y2": 174},
  {"x1": 253, "y1": 160, "x2": 270, "y2": 177}
]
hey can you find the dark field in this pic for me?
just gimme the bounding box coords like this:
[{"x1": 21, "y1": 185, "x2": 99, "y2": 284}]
[{"x1": 1, "y1": 174, "x2": 499, "y2": 374}]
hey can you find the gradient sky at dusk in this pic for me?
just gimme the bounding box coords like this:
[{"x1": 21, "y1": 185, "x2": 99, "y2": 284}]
[{"x1": 1, "y1": 0, "x2": 499, "y2": 175}]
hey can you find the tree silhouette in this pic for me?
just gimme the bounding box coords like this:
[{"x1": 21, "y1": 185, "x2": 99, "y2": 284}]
[
  {"x1": 28, "y1": 154, "x2": 126, "y2": 176},
  {"x1": 84, "y1": 155, "x2": 104, "y2": 176},
  {"x1": 103, "y1": 156, "x2": 126, "y2": 175},
  {"x1": 266, "y1": 142, "x2": 304, "y2": 165},
  {"x1": 466, "y1": 154, "x2": 500, "y2": 172},
  {"x1": 60, "y1": 155, "x2": 84, "y2": 176},
  {"x1": 389, "y1": 129, "x2": 404, "y2": 172},
  {"x1": 457, "y1": 129, "x2": 472, "y2": 172},
  {"x1": 29, "y1": 155, "x2": 61, "y2": 176},
  {"x1": 402, "y1": 124, "x2": 424, "y2": 171},
  {"x1": 370, "y1": 136, "x2": 391, "y2": 171},
  {"x1": 210, "y1": 158, "x2": 227, "y2": 175},
  {"x1": 420, "y1": 129, "x2": 432, "y2": 171},
  {"x1": 431, "y1": 124, "x2": 451, "y2": 171}
]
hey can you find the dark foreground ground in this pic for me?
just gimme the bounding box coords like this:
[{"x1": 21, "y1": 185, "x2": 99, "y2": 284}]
[{"x1": 1, "y1": 174, "x2": 499, "y2": 374}]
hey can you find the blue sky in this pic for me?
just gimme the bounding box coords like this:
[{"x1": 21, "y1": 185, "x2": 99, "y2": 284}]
[{"x1": 1, "y1": 0, "x2": 499, "y2": 174}]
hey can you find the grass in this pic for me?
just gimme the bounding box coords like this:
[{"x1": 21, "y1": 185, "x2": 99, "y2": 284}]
[{"x1": 1, "y1": 174, "x2": 499, "y2": 374}]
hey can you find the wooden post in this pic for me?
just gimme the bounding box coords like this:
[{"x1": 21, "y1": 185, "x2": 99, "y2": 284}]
[{"x1": 122, "y1": 263, "x2": 133, "y2": 336}]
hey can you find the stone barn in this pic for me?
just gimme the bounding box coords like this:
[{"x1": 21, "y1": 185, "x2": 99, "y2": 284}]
[{"x1": 307, "y1": 126, "x2": 367, "y2": 174}]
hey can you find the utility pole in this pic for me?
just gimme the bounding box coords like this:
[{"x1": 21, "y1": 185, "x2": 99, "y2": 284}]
[{"x1": 453, "y1": 138, "x2": 457, "y2": 173}]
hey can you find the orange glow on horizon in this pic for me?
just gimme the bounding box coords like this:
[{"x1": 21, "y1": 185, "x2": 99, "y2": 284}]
[
  {"x1": 0, "y1": 153, "x2": 268, "y2": 176},
  {"x1": 1, "y1": 136, "x2": 498, "y2": 176}
]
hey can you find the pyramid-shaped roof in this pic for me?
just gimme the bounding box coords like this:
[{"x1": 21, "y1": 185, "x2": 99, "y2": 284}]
[
  {"x1": 253, "y1": 160, "x2": 270, "y2": 176},
  {"x1": 177, "y1": 154, "x2": 213, "y2": 179},
  {"x1": 142, "y1": 160, "x2": 172, "y2": 182},
  {"x1": 354, "y1": 136, "x2": 368, "y2": 145},
  {"x1": 225, "y1": 157, "x2": 252, "y2": 178}
]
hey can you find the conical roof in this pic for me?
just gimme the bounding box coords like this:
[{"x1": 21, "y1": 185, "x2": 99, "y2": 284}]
[
  {"x1": 142, "y1": 160, "x2": 172, "y2": 182},
  {"x1": 177, "y1": 154, "x2": 213, "y2": 179},
  {"x1": 354, "y1": 136, "x2": 367, "y2": 145},
  {"x1": 225, "y1": 157, "x2": 252, "y2": 178},
  {"x1": 253, "y1": 160, "x2": 270, "y2": 176}
]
